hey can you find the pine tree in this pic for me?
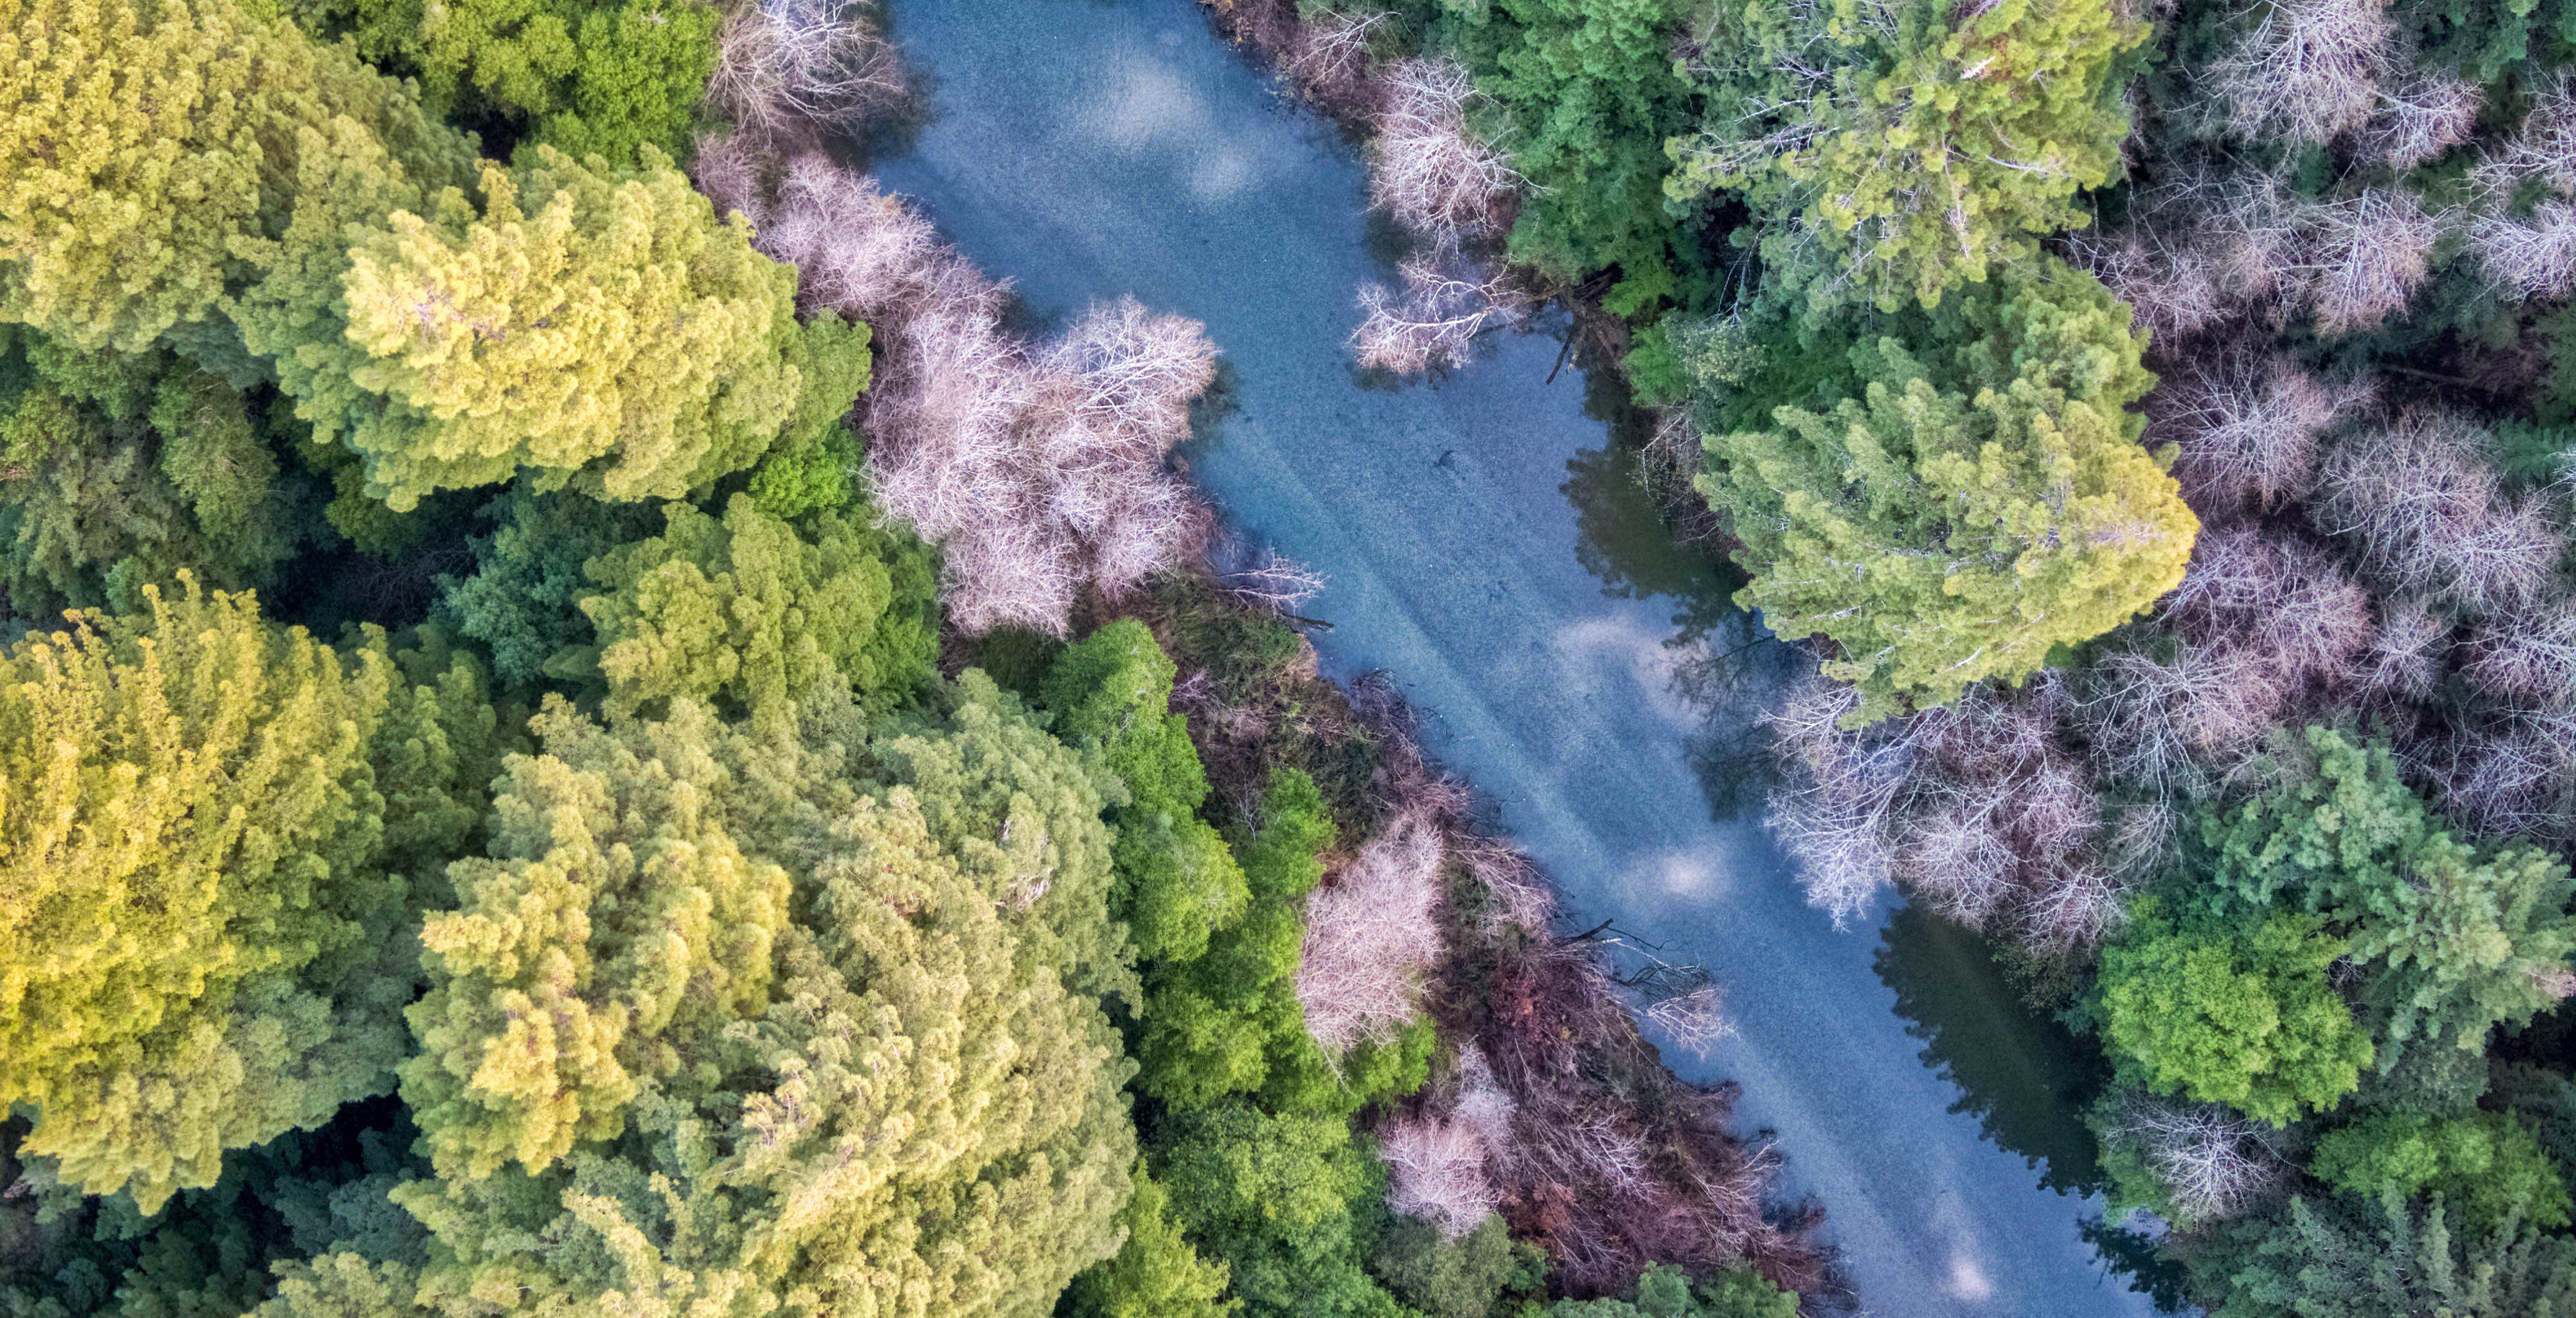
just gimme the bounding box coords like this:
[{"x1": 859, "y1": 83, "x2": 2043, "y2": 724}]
[
  {"x1": 1700, "y1": 263, "x2": 2194, "y2": 723},
  {"x1": 1673, "y1": 0, "x2": 2146, "y2": 313}
]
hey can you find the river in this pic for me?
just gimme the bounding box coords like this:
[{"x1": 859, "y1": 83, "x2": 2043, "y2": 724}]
[{"x1": 866, "y1": 3, "x2": 2162, "y2": 1313}]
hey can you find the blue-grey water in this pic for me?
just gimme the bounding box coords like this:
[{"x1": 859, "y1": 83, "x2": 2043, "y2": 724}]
[{"x1": 869, "y1": 3, "x2": 2157, "y2": 1313}]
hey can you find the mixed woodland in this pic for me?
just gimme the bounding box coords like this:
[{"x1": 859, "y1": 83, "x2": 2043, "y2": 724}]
[
  {"x1": 9, "y1": 0, "x2": 2576, "y2": 1313},
  {"x1": 0, "y1": 0, "x2": 1817, "y2": 1316},
  {"x1": 1224, "y1": 0, "x2": 2576, "y2": 1311}
]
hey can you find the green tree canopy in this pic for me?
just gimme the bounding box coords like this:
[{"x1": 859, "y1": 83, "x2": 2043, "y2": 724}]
[
  {"x1": 2183, "y1": 1189, "x2": 2576, "y2": 1318},
  {"x1": 1155, "y1": 1100, "x2": 1405, "y2": 1318},
  {"x1": 357, "y1": 0, "x2": 720, "y2": 164},
  {"x1": 2201, "y1": 728, "x2": 2576, "y2": 1064},
  {"x1": 1043, "y1": 619, "x2": 1247, "y2": 965},
  {"x1": 2092, "y1": 900, "x2": 2374, "y2": 1126},
  {"x1": 2311, "y1": 1110, "x2": 2573, "y2": 1230},
  {"x1": 1449, "y1": 0, "x2": 1697, "y2": 306},
  {"x1": 1064, "y1": 1160, "x2": 1237, "y2": 1318},
  {"x1": 1672, "y1": 0, "x2": 2145, "y2": 313},
  {"x1": 0, "y1": 327, "x2": 312, "y2": 620},
  {"x1": 1700, "y1": 263, "x2": 2193, "y2": 722},
  {"x1": 0, "y1": 579, "x2": 500, "y2": 1211},
  {"x1": 256, "y1": 146, "x2": 806, "y2": 510},
  {"x1": 0, "y1": 0, "x2": 481, "y2": 355},
  {"x1": 579, "y1": 492, "x2": 938, "y2": 728},
  {"x1": 396, "y1": 672, "x2": 1135, "y2": 1312},
  {"x1": 1549, "y1": 1263, "x2": 1801, "y2": 1317}
]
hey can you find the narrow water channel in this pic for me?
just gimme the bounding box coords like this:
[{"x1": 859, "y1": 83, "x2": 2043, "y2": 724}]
[{"x1": 867, "y1": 3, "x2": 2160, "y2": 1312}]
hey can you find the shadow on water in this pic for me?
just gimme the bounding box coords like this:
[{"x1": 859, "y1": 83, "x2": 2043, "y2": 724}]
[{"x1": 1877, "y1": 906, "x2": 2110, "y2": 1196}]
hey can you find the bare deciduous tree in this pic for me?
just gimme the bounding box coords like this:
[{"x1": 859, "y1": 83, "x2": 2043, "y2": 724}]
[
  {"x1": 1368, "y1": 57, "x2": 1521, "y2": 245},
  {"x1": 2204, "y1": 0, "x2": 2394, "y2": 146},
  {"x1": 1380, "y1": 1114, "x2": 1501, "y2": 1238},
  {"x1": 1764, "y1": 681, "x2": 1908, "y2": 928},
  {"x1": 2320, "y1": 411, "x2": 2566, "y2": 614},
  {"x1": 1352, "y1": 247, "x2": 1534, "y2": 374},
  {"x1": 2101, "y1": 1094, "x2": 2286, "y2": 1223},
  {"x1": 2365, "y1": 72, "x2": 2483, "y2": 169},
  {"x1": 2296, "y1": 187, "x2": 2443, "y2": 335},
  {"x1": 2166, "y1": 528, "x2": 2377, "y2": 688},
  {"x1": 706, "y1": 149, "x2": 1222, "y2": 634},
  {"x1": 708, "y1": 0, "x2": 907, "y2": 151},
  {"x1": 1296, "y1": 808, "x2": 1447, "y2": 1055},
  {"x1": 2360, "y1": 596, "x2": 2450, "y2": 702},
  {"x1": 2470, "y1": 200, "x2": 2576, "y2": 301},
  {"x1": 2072, "y1": 228, "x2": 2226, "y2": 339},
  {"x1": 2151, "y1": 353, "x2": 2367, "y2": 512}
]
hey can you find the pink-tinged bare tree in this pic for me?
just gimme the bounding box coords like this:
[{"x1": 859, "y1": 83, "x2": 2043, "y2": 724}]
[
  {"x1": 2072, "y1": 228, "x2": 2226, "y2": 340},
  {"x1": 1379, "y1": 1115, "x2": 1501, "y2": 1238},
  {"x1": 2471, "y1": 73, "x2": 2576, "y2": 203},
  {"x1": 1368, "y1": 57, "x2": 1521, "y2": 245},
  {"x1": 2320, "y1": 411, "x2": 2567, "y2": 614},
  {"x1": 2078, "y1": 642, "x2": 2287, "y2": 797},
  {"x1": 2470, "y1": 201, "x2": 2576, "y2": 302},
  {"x1": 2150, "y1": 353, "x2": 2368, "y2": 513},
  {"x1": 1352, "y1": 247, "x2": 1534, "y2": 375},
  {"x1": 1296, "y1": 808, "x2": 1447, "y2": 1056},
  {"x1": 2365, "y1": 73, "x2": 2483, "y2": 169},
  {"x1": 699, "y1": 148, "x2": 1222, "y2": 634},
  {"x1": 2101, "y1": 1093, "x2": 2286, "y2": 1224},
  {"x1": 2164, "y1": 528, "x2": 2377, "y2": 689},
  {"x1": 2359, "y1": 596, "x2": 2451, "y2": 702},
  {"x1": 2202, "y1": 0, "x2": 2394, "y2": 146},
  {"x1": 708, "y1": 0, "x2": 907, "y2": 151},
  {"x1": 2295, "y1": 187, "x2": 2443, "y2": 335},
  {"x1": 2465, "y1": 601, "x2": 2576, "y2": 707}
]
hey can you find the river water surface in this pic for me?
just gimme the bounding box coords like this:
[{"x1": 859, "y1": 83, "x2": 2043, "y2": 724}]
[{"x1": 868, "y1": 3, "x2": 2160, "y2": 1312}]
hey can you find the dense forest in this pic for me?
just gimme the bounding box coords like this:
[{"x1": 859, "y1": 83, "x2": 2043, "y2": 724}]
[
  {"x1": 1222, "y1": 0, "x2": 2576, "y2": 1311},
  {"x1": 0, "y1": 1, "x2": 1817, "y2": 1316},
  {"x1": 8, "y1": 0, "x2": 2575, "y2": 1313}
]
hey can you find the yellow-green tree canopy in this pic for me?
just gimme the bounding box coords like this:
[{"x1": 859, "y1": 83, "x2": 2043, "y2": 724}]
[
  {"x1": 579, "y1": 492, "x2": 938, "y2": 729},
  {"x1": 267, "y1": 146, "x2": 806, "y2": 510},
  {"x1": 0, "y1": 0, "x2": 479, "y2": 353},
  {"x1": 1671, "y1": 0, "x2": 2145, "y2": 313},
  {"x1": 0, "y1": 579, "x2": 501, "y2": 1211},
  {"x1": 1700, "y1": 263, "x2": 2194, "y2": 722},
  {"x1": 395, "y1": 672, "x2": 1135, "y2": 1313}
]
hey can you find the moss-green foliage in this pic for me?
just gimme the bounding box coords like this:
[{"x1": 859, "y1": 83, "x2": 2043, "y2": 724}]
[
  {"x1": 2311, "y1": 1110, "x2": 2573, "y2": 1229},
  {"x1": 1156, "y1": 1102, "x2": 1407, "y2": 1318},
  {"x1": 254, "y1": 147, "x2": 807, "y2": 510},
  {"x1": 0, "y1": 328, "x2": 311, "y2": 620},
  {"x1": 2181, "y1": 1189, "x2": 2576, "y2": 1318},
  {"x1": 0, "y1": 0, "x2": 481, "y2": 355},
  {"x1": 1370, "y1": 1214, "x2": 1545, "y2": 1318},
  {"x1": 1443, "y1": 0, "x2": 1697, "y2": 310},
  {"x1": 0, "y1": 579, "x2": 500, "y2": 1212},
  {"x1": 0, "y1": 1100, "x2": 434, "y2": 1318},
  {"x1": 2201, "y1": 729, "x2": 2576, "y2": 1064},
  {"x1": 745, "y1": 314, "x2": 874, "y2": 523},
  {"x1": 2091, "y1": 900, "x2": 2374, "y2": 1126},
  {"x1": 1672, "y1": 0, "x2": 2144, "y2": 314},
  {"x1": 1700, "y1": 264, "x2": 2194, "y2": 722},
  {"x1": 340, "y1": 0, "x2": 719, "y2": 162},
  {"x1": 1065, "y1": 1161, "x2": 1239, "y2": 1318},
  {"x1": 578, "y1": 493, "x2": 938, "y2": 727},
  {"x1": 433, "y1": 484, "x2": 663, "y2": 689},
  {"x1": 1548, "y1": 1263, "x2": 1801, "y2": 1317},
  {"x1": 1045, "y1": 620, "x2": 1250, "y2": 964},
  {"x1": 396, "y1": 672, "x2": 1136, "y2": 1312}
]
